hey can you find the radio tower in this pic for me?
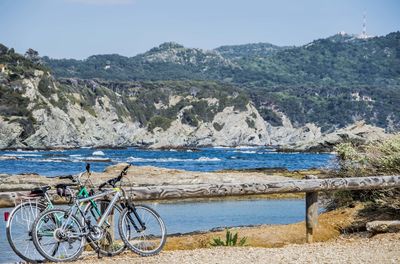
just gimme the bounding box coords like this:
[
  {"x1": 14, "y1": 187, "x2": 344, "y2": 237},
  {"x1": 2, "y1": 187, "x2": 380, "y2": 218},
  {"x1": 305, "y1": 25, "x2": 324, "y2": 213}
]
[{"x1": 360, "y1": 12, "x2": 368, "y2": 39}]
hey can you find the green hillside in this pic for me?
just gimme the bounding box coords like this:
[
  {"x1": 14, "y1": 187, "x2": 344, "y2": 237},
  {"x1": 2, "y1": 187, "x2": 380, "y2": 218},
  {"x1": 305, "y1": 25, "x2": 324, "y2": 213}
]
[{"x1": 3, "y1": 32, "x2": 400, "y2": 132}]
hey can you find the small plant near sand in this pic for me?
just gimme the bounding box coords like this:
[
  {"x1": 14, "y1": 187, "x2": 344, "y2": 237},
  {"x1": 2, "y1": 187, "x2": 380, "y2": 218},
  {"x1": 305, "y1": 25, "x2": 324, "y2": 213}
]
[{"x1": 210, "y1": 229, "x2": 247, "y2": 247}]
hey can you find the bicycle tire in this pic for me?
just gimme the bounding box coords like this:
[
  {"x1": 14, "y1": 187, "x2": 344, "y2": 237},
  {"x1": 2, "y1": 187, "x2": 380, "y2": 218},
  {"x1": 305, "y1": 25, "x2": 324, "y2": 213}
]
[
  {"x1": 31, "y1": 208, "x2": 85, "y2": 262},
  {"x1": 83, "y1": 199, "x2": 126, "y2": 256},
  {"x1": 118, "y1": 204, "x2": 167, "y2": 256},
  {"x1": 6, "y1": 201, "x2": 47, "y2": 263}
]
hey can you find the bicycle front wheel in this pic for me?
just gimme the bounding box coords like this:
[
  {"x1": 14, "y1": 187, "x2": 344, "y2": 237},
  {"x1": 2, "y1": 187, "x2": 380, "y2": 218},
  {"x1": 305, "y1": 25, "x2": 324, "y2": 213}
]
[
  {"x1": 6, "y1": 201, "x2": 47, "y2": 263},
  {"x1": 32, "y1": 209, "x2": 84, "y2": 262},
  {"x1": 118, "y1": 204, "x2": 166, "y2": 256}
]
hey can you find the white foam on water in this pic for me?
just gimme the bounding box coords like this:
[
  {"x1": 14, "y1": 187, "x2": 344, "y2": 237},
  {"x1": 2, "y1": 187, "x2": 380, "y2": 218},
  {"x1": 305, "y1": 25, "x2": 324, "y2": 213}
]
[
  {"x1": 196, "y1": 157, "x2": 221, "y2": 162},
  {"x1": 80, "y1": 157, "x2": 112, "y2": 162},
  {"x1": 127, "y1": 156, "x2": 221, "y2": 163},
  {"x1": 233, "y1": 150, "x2": 257, "y2": 154},
  {"x1": 16, "y1": 149, "x2": 38, "y2": 152},
  {"x1": 3, "y1": 153, "x2": 42, "y2": 157},
  {"x1": 92, "y1": 151, "x2": 105, "y2": 156},
  {"x1": 48, "y1": 157, "x2": 71, "y2": 162},
  {"x1": 33, "y1": 159, "x2": 64, "y2": 163},
  {"x1": 234, "y1": 146, "x2": 260, "y2": 149}
]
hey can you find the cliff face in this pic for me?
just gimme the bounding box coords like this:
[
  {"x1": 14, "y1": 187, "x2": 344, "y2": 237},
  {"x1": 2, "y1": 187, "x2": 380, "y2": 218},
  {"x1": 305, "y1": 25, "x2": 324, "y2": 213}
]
[
  {"x1": 137, "y1": 104, "x2": 270, "y2": 148},
  {"x1": 0, "y1": 69, "x2": 270, "y2": 149},
  {"x1": 0, "y1": 45, "x2": 391, "y2": 150}
]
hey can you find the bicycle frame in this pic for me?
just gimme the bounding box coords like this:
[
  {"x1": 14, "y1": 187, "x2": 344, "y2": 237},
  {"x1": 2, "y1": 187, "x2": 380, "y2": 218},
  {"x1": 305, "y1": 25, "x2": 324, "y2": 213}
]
[{"x1": 60, "y1": 189, "x2": 121, "y2": 236}]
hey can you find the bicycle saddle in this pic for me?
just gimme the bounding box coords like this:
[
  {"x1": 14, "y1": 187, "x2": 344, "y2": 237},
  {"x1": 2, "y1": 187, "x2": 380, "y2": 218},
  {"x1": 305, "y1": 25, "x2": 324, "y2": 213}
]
[
  {"x1": 55, "y1": 183, "x2": 77, "y2": 189},
  {"x1": 29, "y1": 186, "x2": 51, "y2": 196}
]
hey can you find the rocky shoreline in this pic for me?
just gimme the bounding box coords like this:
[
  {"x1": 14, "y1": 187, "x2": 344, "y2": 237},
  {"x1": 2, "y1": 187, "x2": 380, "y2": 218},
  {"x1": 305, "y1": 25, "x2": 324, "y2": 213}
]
[
  {"x1": 0, "y1": 66, "x2": 393, "y2": 151},
  {"x1": 0, "y1": 121, "x2": 390, "y2": 153}
]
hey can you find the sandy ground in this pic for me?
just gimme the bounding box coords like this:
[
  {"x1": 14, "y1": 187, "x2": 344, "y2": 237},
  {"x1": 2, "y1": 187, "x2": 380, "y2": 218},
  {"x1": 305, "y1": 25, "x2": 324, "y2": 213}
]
[
  {"x1": 67, "y1": 204, "x2": 400, "y2": 264},
  {"x1": 74, "y1": 232, "x2": 400, "y2": 264}
]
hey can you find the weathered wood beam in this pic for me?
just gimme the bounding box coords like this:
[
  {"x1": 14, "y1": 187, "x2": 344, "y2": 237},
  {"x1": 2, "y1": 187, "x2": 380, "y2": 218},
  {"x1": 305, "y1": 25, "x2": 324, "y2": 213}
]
[
  {"x1": 129, "y1": 175, "x2": 400, "y2": 200},
  {"x1": 0, "y1": 175, "x2": 399, "y2": 207}
]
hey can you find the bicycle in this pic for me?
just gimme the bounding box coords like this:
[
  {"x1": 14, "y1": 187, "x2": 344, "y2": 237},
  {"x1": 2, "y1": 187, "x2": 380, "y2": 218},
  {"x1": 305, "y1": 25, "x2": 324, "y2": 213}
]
[
  {"x1": 98, "y1": 165, "x2": 167, "y2": 257},
  {"x1": 5, "y1": 164, "x2": 124, "y2": 263},
  {"x1": 31, "y1": 164, "x2": 166, "y2": 262}
]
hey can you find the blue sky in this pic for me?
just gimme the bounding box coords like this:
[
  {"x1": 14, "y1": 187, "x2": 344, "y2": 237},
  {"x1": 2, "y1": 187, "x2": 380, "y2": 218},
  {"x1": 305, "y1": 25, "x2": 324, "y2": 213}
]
[{"x1": 0, "y1": 0, "x2": 399, "y2": 59}]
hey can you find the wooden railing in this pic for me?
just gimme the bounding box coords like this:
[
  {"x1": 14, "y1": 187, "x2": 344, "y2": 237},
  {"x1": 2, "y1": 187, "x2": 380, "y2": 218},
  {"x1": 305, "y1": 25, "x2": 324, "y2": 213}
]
[{"x1": 1, "y1": 175, "x2": 399, "y2": 242}]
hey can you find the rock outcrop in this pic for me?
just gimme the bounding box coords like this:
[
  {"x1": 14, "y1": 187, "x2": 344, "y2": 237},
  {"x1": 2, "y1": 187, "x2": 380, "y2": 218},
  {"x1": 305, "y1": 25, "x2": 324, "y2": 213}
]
[
  {"x1": 137, "y1": 104, "x2": 270, "y2": 148},
  {"x1": 267, "y1": 111, "x2": 321, "y2": 146},
  {"x1": 279, "y1": 122, "x2": 390, "y2": 152},
  {"x1": 0, "y1": 69, "x2": 269, "y2": 149}
]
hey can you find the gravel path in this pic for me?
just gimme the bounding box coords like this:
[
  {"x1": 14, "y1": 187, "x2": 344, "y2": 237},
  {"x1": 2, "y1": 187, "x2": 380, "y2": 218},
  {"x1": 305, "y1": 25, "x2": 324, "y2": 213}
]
[{"x1": 75, "y1": 233, "x2": 400, "y2": 264}]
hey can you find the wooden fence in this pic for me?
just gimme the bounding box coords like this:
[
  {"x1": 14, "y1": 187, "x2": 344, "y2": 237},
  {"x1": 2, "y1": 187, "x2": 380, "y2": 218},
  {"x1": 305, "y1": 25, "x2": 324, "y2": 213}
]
[{"x1": 1, "y1": 175, "x2": 399, "y2": 242}]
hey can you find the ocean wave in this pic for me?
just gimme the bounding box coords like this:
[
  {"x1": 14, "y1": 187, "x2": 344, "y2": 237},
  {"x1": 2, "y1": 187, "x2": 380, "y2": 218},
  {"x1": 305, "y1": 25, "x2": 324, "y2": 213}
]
[
  {"x1": 31, "y1": 158, "x2": 65, "y2": 163},
  {"x1": 69, "y1": 154, "x2": 82, "y2": 157},
  {"x1": 3, "y1": 153, "x2": 42, "y2": 157},
  {"x1": 234, "y1": 146, "x2": 260, "y2": 149},
  {"x1": 233, "y1": 150, "x2": 257, "y2": 154},
  {"x1": 48, "y1": 157, "x2": 70, "y2": 161},
  {"x1": 92, "y1": 151, "x2": 105, "y2": 156},
  {"x1": 79, "y1": 156, "x2": 111, "y2": 162},
  {"x1": 16, "y1": 149, "x2": 39, "y2": 152},
  {"x1": 196, "y1": 157, "x2": 221, "y2": 161},
  {"x1": 127, "y1": 156, "x2": 221, "y2": 163}
]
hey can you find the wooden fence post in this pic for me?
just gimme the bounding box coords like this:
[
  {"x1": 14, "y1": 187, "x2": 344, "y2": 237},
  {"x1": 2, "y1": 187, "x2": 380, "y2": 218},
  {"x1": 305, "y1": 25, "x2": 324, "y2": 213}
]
[{"x1": 305, "y1": 175, "x2": 318, "y2": 243}]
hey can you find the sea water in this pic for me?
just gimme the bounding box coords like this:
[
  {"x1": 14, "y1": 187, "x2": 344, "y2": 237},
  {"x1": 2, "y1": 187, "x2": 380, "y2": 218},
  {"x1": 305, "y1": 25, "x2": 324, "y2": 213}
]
[{"x1": 0, "y1": 147, "x2": 336, "y2": 176}]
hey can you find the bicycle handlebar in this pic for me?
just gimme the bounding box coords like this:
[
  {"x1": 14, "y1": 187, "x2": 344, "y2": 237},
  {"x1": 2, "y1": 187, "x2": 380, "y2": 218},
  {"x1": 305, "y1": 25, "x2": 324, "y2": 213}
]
[
  {"x1": 98, "y1": 164, "x2": 131, "y2": 190},
  {"x1": 58, "y1": 175, "x2": 76, "y2": 182}
]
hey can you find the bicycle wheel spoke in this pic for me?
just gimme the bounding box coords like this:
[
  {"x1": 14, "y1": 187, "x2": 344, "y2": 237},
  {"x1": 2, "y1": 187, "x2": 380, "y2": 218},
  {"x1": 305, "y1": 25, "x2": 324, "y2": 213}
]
[
  {"x1": 119, "y1": 205, "x2": 166, "y2": 256},
  {"x1": 7, "y1": 202, "x2": 46, "y2": 263},
  {"x1": 32, "y1": 209, "x2": 84, "y2": 262}
]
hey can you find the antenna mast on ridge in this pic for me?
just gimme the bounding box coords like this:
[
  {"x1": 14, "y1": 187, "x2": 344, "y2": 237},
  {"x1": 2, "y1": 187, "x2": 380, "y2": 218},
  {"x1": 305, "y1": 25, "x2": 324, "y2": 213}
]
[
  {"x1": 359, "y1": 11, "x2": 369, "y2": 39},
  {"x1": 362, "y1": 12, "x2": 367, "y2": 37}
]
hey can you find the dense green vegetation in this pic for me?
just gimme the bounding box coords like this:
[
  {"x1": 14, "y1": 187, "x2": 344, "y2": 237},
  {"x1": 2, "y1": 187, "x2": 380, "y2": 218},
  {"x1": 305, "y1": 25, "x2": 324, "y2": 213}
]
[
  {"x1": 0, "y1": 45, "x2": 250, "y2": 135},
  {"x1": 215, "y1": 42, "x2": 285, "y2": 59},
  {"x1": 39, "y1": 32, "x2": 400, "y2": 131},
  {"x1": 1, "y1": 32, "x2": 400, "y2": 132},
  {"x1": 100, "y1": 80, "x2": 249, "y2": 131},
  {"x1": 42, "y1": 33, "x2": 400, "y2": 87}
]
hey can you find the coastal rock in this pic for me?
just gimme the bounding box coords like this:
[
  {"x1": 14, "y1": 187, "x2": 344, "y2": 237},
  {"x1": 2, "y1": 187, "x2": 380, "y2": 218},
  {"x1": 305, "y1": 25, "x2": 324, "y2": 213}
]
[
  {"x1": 280, "y1": 122, "x2": 390, "y2": 152},
  {"x1": 138, "y1": 103, "x2": 270, "y2": 148},
  {"x1": 268, "y1": 111, "x2": 321, "y2": 145},
  {"x1": 0, "y1": 117, "x2": 24, "y2": 149},
  {"x1": 0, "y1": 164, "x2": 292, "y2": 192}
]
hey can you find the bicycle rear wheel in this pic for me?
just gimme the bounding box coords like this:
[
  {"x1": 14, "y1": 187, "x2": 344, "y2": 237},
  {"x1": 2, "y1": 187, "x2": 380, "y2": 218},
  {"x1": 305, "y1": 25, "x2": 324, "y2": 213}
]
[
  {"x1": 6, "y1": 201, "x2": 47, "y2": 263},
  {"x1": 118, "y1": 204, "x2": 166, "y2": 256},
  {"x1": 32, "y1": 209, "x2": 84, "y2": 262},
  {"x1": 84, "y1": 199, "x2": 125, "y2": 256}
]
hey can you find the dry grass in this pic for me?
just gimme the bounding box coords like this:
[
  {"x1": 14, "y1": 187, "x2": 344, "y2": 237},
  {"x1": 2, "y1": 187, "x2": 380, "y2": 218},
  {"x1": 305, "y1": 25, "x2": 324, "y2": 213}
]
[{"x1": 163, "y1": 204, "x2": 362, "y2": 250}]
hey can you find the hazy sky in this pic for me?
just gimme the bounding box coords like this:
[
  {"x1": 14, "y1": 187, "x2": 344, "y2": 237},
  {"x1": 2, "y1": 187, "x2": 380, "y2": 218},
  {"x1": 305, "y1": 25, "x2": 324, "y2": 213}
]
[{"x1": 0, "y1": 0, "x2": 399, "y2": 59}]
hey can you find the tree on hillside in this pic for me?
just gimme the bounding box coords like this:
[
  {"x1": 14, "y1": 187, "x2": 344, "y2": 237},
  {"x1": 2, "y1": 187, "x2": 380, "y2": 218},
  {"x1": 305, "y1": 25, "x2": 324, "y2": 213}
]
[
  {"x1": 0, "y1": 44, "x2": 8, "y2": 55},
  {"x1": 25, "y1": 48, "x2": 41, "y2": 64}
]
